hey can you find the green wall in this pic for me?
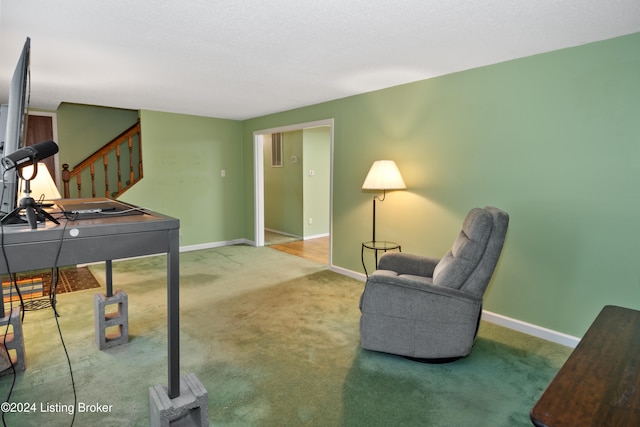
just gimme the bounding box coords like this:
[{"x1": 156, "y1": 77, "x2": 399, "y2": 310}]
[
  {"x1": 263, "y1": 127, "x2": 331, "y2": 238},
  {"x1": 264, "y1": 130, "x2": 304, "y2": 236},
  {"x1": 242, "y1": 32, "x2": 640, "y2": 337},
  {"x1": 119, "y1": 110, "x2": 244, "y2": 247},
  {"x1": 303, "y1": 126, "x2": 331, "y2": 237},
  {"x1": 56, "y1": 103, "x2": 139, "y2": 169}
]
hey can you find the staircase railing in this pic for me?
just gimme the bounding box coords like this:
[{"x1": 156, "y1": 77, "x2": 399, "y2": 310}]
[{"x1": 62, "y1": 120, "x2": 142, "y2": 199}]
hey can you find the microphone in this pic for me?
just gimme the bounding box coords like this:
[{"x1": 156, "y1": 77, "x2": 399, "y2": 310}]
[{"x1": 1, "y1": 140, "x2": 59, "y2": 170}]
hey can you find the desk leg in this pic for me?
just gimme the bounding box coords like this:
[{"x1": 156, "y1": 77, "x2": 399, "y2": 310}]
[
  {"x1": 150, "y1": 228, "x2": 209, "y2": 425},
  {"x1": 105, "y1": 260, "x2": 113, "y2": 297},
  {"x1": 0, "y1": 277, "x2": 4, "y2": 318},
  {"x1": 167, "y1": 228, "x2": 180, "y2": 399}
]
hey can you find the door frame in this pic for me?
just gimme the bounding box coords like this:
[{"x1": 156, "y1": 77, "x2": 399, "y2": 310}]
[{"x1": 253, "y1": 118, "x2": 334, "y2": 263}]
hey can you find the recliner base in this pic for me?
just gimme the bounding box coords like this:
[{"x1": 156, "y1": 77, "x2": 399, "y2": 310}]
[{"x1": 402, "y1": 355, "x2": 463, "y2": 364}]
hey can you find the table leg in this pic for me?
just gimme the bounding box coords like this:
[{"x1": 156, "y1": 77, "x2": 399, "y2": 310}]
[
  {"x1": 167, "y1": 228, "x2": 180, "y2": 399},
  {"x1": 105, "y1": 260, "x2": 113, "y2": 297},
  {"x1": 361, "y1": 244, "x2": 369, "y2": 278},
  {"x1": 0, "y1": 277, "x2": 4, "y2": 318}
]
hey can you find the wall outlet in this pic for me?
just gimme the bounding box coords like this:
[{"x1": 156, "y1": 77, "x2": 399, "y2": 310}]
[
  {"x1": 221, "y1": 169, "x2": 226, "y2": 177},
  {"x1": 308, "y1": 218, "x2": 313, "y2": 225}
]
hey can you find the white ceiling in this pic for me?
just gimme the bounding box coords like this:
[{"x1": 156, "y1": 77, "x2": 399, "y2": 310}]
[{"x1": 1, "y1": 0, "x2": 639, "y2": 120}]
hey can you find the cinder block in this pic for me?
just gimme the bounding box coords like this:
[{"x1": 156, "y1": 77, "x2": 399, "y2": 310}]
[
  {"x1": 149, "y1": 373, "x2": 209, "y2": 427},
  {"x1": 94, "y1": 291, "x2": 128, "y2": 350},
  {"x1": 0, "y1": 307, "x2": 26, "y2": 375}
]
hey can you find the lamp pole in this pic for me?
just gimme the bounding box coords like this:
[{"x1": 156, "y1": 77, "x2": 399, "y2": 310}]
[
  {"x1": 372, "y1": 197, "x2": 376, "y2": 243},
  {"x1": 372, "y1": 190, "x2": 387, "y2": 242}
]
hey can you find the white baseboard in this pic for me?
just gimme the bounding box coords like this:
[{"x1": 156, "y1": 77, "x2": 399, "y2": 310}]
[
  {"x1": 330, "y1": 265, "x2": 366, "y2": 282},
  {"x1": 328, "y1": 266, "x2": 580, "y2": 348},
  {"x1": 79, "y1": 239, "x2": 252, "y2": 267},
  {"x1": 264, "y1": 228, "x2": 301, "y2": 239},
  {"x1": 481, "y1": 310, "x2": 580, "y2": 348},
  {"x1": 304, "y1": 233, "x2": 330, "y2": 240},
  {"x1": 179, "y1": 239, "x2": 250, "y2": 253}
]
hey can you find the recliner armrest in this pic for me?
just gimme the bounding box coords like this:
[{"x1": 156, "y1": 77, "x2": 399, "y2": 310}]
[
  {"x1": 377, "y1": 252, "x2": 440, "y2": 277},
  {"x1": 366, "y1": 272, "x2": 478, "y2": 304}
]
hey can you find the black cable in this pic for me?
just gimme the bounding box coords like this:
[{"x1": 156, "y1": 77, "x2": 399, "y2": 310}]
[
  {"x1": 0, "y1": 179, "x2": 77, "y2": 427},
  {"x1": 50, "y1": 217, "x2": 77, "y2": 427},
  {"x1": 58, "y1": 206, "x2": 150, "y2": 218},
  {"x1": 11, "y1": 273, "x2": 25, "y2": 321},
  {"x1": 0, "y1": 169, "x2": 18, "y2": 427}
]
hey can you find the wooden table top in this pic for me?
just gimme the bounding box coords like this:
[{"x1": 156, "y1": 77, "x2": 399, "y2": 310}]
[{"x1": 531, "y1": 305, "x2": 640, "y2": 427}]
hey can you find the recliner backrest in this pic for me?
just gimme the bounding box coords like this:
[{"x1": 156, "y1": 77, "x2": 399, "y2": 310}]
[{"x1": 433, "y1": 207, "x2": 509, "y2": 299}]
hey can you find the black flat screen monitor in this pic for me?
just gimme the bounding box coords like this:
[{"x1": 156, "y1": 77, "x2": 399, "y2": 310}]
[{"x1": 0, "y1": 37, "x2": 31, "y2": 216}]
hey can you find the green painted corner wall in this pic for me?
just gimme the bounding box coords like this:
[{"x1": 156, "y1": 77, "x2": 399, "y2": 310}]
[
  {"x1": 303, "y1": 127, "x2": 331, "y2": 237},
  {"x1": 119, "y1": 110, "x2": 244, "y2": 246},
  {"x1": 264, "y1": 130, "x2": 304, "y2": 236},
  {"x1": 262, "y1": 127, "x2": 331, "y2": 238},
  {"x1": 56, "y1": 103, "x2": 139, "y2": 170},
  {"x1": 242, "y1": 32, "x2": 640, "y2": 337}
]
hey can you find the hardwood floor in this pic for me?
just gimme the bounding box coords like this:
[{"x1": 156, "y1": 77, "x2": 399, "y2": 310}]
[{"x1": 269, "y1": 236, "x2": 329, "y2": 265}]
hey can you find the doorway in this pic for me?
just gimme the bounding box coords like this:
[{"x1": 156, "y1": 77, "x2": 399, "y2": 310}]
[
  {"x1": 26, "y1": 112, "x2": 60, "y2": 186},
  {"x1": 254, "y1": 119, "x2": 334, "y2": 265}
]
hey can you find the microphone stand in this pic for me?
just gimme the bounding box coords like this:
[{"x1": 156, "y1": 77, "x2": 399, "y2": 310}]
[{"x1": 0, "y1": 162, "x2": 60, "y2": 229}]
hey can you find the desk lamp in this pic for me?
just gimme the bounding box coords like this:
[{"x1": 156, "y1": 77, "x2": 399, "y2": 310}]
[
  {"x1": 19, "y1": 162, "x2": 62, "y2": 201},
  {"x1": 1, "y1": 140, "x2": 60, "y2": 228},
  {"x1": 361, "y1": 160, "x2": 406, "y2": 242}
]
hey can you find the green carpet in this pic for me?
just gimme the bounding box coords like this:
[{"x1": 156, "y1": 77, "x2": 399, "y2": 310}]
[{"x1": 0, "y1": 245, "x2": 571, "y2": 426}]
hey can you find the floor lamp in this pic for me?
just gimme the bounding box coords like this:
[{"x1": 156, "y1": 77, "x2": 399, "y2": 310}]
[{"x1": 361, "y1": 160, "x2": 406, "y2": 242}]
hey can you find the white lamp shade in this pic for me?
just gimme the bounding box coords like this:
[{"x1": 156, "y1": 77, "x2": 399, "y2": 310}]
[
  {"x1": 20, "y1": 162, "x2": 62, "y2": 200},
  {"x1": 362, "y1": 160, "x2": 406, "y2": 190}
]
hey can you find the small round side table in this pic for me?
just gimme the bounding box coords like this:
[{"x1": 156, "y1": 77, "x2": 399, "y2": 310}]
[{"x1": 361, "y1": 240, "x2": 401, "y2": 278}]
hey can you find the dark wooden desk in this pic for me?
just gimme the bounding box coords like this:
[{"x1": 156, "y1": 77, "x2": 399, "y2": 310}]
[
  {"x1": 531, "y1": 305, "x2": 640, "y2": 427},
  {"x1": 0, "y1": 198, "x2": 182, "y2": 398}
]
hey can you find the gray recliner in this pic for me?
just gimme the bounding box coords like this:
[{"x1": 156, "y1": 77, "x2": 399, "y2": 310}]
[{"x1": 359, "y1": 206, "x2": 509, "y2": 361}]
